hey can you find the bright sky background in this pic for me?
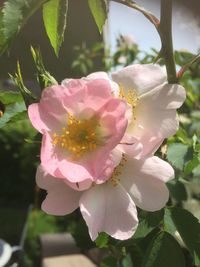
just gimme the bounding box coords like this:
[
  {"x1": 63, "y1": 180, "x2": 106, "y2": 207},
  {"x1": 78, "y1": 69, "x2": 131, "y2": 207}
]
[{"x1": 107, "y1": 0, "x2": 200, "y2": 54}]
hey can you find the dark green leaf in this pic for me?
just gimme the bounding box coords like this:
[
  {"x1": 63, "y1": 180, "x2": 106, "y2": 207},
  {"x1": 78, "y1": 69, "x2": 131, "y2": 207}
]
[
  {"x1": 100, "y1": 256, "x2": 118, "y2": 267},
  {"x1": 1, "y1": 0, "x2": 46, "y2": 54},
  {"x1": 167, "y1": 180, "x2": 187, "y2": 202},
  {"x1": 88, "y1": 0, "x2": 107, "y2": 33},
  {"x1": 122, "y1": 253, "x2": 133, "y2": 267},
  {"x1": 167, "y1": 143, "x2": 188, "y2": 170},
  {"x1": 43, "y1": 0, "x2": 68, "y2": 56},
  {"x1": 134, "y1": 210, "x2": 164, "y2": 239},
  {"x1": 164, "y1": 207, "x2": 200, "y2": 266},
  {"x1": 142, "y1": 232, "x2": 185, "y2": 267}
]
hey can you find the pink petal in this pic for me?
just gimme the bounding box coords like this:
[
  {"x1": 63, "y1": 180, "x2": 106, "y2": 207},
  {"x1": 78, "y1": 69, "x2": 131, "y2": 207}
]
[
  {"x1": 40, "y1": 132, "x2": 114, "y2": 184},
  {"x1": 41, "y1": 132, "x2": 94, "y2": 182},
  {"x1": 112, "y1": 64, "x2": 166, "y2": 96},
  {"x1": 36, "y1": 166, "x2": 81, "y2": 215},
  {"x1": 28, "y1": 86, "x2": 67, "y2": 133},
  {"x1": 85, "y1": 72, "x2": 119, "y2": 96},
  {"x1": 80, "y1": 183, "x2": 138, "y2": 241},
  {"x1": 120, "y1": 156, "x2": 174, "y2": 211},
  {"x1": 65, "y1": 179, "x2": 93, "y2": 191}
]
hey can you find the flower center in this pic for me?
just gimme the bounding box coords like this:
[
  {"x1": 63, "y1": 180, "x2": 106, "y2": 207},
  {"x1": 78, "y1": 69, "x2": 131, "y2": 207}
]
[
  {"x1": 110, "y1": 154, "x2": 127, "y2": 186},
  {"x1": 52, "y1": 114, "x2": 101, "y2": 158},
  {"x1": 119, "y1": 86, "x2": 139, "y2": 114}
]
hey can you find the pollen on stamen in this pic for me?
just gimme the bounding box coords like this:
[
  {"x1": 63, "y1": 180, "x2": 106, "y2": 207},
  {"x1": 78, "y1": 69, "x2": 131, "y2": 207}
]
[
  {"x1": 119, "y1": 86, "x2": 139, "y2": 112},
  {"x1": 110, "y1": 154, "x2": 126, "y2": 186},
  {"x1": 51, "y1": 113, "x2": 101, "y2": 159}
]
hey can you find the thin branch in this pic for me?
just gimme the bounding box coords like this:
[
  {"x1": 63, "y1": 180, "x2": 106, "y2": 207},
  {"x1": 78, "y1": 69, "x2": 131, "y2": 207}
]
[
  {"x1": 158, "y1": 0, "x2": 177, "y2": 83},
  {"x1": 111, "y1": 0, "x2": 160, "y2": 34},
  {"x1": 111, "y1": 0, "x2": 178, "y2": 85},
  {"x1": 177, "y1": 53, "x2": 200, "y2": 79}
]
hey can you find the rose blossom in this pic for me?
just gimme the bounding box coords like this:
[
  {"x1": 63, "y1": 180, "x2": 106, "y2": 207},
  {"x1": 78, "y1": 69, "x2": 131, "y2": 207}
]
[
  {"x1": 87, "y1": 64, "x2": 186, "y2": 158},
  {"x1": 28, "y1": 78, "x2": 127, "y2": 184},
  {"x1": 36, "y1": 155, "x2": 174, "y2": 240}
]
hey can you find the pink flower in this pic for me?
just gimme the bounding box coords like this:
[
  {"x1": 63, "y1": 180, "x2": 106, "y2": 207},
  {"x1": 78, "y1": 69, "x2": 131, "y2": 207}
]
[
  {"x1": 28, "y1": 78, "x2": 127, "y2": 184},
  {"x1": 88, "y1": 64, "x2": 186, "y2": 158},
  {"x1": 36, "y1": 155, "x2": 174, "y2": 240}
]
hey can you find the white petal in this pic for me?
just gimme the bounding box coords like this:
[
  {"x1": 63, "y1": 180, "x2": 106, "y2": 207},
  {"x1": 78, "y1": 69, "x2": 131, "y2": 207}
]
[
  {"x1": 140, "y1": 83, "x2": 186, "y2": 110},
  {"x1": 80, "y1": 183, "x2": 138, "y2": 240},
  {"x1": 120, "y1": 156, "x2": 174, "y2": 211},
  {"x1": 112, "y1": 64, "x2": 166, "y2": 96}
]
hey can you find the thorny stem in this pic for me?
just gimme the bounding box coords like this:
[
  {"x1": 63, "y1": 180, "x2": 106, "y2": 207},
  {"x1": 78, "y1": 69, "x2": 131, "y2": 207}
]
[
  {"x1": 111, "y1": 0, "x2": 178, "y2": 84},
  {"x1": 159, "y1": 0, "x2": 177, "y2": 83}
]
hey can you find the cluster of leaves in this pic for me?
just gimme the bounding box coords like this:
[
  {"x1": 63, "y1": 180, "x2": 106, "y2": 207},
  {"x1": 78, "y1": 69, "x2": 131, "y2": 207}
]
[{"x1": 0, "y1": 0, "x2": 107, "y2": 56}]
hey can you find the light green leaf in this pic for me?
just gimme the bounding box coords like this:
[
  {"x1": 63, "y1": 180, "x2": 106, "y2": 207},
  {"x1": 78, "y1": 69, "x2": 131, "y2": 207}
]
[
  {"x1": 31, "y1": 46, "x2": 58, "y2": 88},
  {"x1": 184, "y1": 156, "x2": 200, "y2": 175},
  {"x1": 0, "y1": 102, "x2": 27, "y2": 128},
  {"x1": 0, "y1": 0, "x2": 46, "y2": 54},
  {"x1": 0, "y1": 91, "x2": 23, "y2": 105},
  {"x1": 167, "y1": 143, "x2": 188, "y2": 170},
  {"x1": 142, "y1": 232, "x2": 185, "y2": 267},
  {"x1": 43, "y1": 0, "x2": 68, "y2": 56},
  {"x1": 164, "y1": 207, "x2": 200, "y2": 266},
  {"x1": 88, "y1": 0, "x2": 107, "y2": 33},
  {"x1": 95, "y1": 232, "x2": 109, "y2": 248}
]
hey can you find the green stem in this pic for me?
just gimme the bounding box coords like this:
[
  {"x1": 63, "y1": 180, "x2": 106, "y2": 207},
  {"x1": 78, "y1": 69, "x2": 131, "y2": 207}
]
[{"x1": 159, "y1": 0, "x2": 177, "y2": 83}]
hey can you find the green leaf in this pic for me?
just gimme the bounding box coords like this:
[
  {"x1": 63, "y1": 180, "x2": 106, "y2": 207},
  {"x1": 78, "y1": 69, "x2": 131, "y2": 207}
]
[
  {"x1": 100, "y1": 256, "x2": 118, "y2": 267},
  {"x1": 167, "y1": 143, "x2": 188, "y2": 170},
  {"x1": 0, "y1": 0, "x2": 46, "y2": 54},
  {"x1": 88, "y1": 0, "x2": 107, "y2": 33},
  {"x1": 134, "y1": 210, "x2": 164, "y2": 239},
  {"x1": 43, "y1": 0, "x2": 68, "y2": 56},
  {"x1": 122, "y1": 254, "x2": 133, "y2": 267},
  {"x1": 164, "y1": 207, "x2": 200, "y2": 266},
  {"x1": 95, "y1": 232, "x2": 109, "y2": 248},
  {"x1": 167, "y1": 180, "x2": 187, "y2": 202},
  {"x1": 184, "y1": 156, "x2": 200, "y2": 175},
  {"x1": 0, "y1": 90, "x2": 27, "y2": 128},
  {"x1": 0, "y1": 102, "x2": 27, "y2": 128},
  {"x1": 142, "y1": 232, "x2": 185, "y2": 267},
  {"x1": 0, "y1": 91, "x2": 23, "y2": 105}
]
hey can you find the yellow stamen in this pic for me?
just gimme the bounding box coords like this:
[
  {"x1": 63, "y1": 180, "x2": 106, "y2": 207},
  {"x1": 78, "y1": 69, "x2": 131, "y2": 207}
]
[
  {"x1": 52, "y1": 113, "x2": 101, "y2": 159},
  {"x1": 119, "y1": 85, "x2": 139, "y2": 114},
  {"x1": 110, "y1": 154, "x2": 127, "y2": 186}
]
